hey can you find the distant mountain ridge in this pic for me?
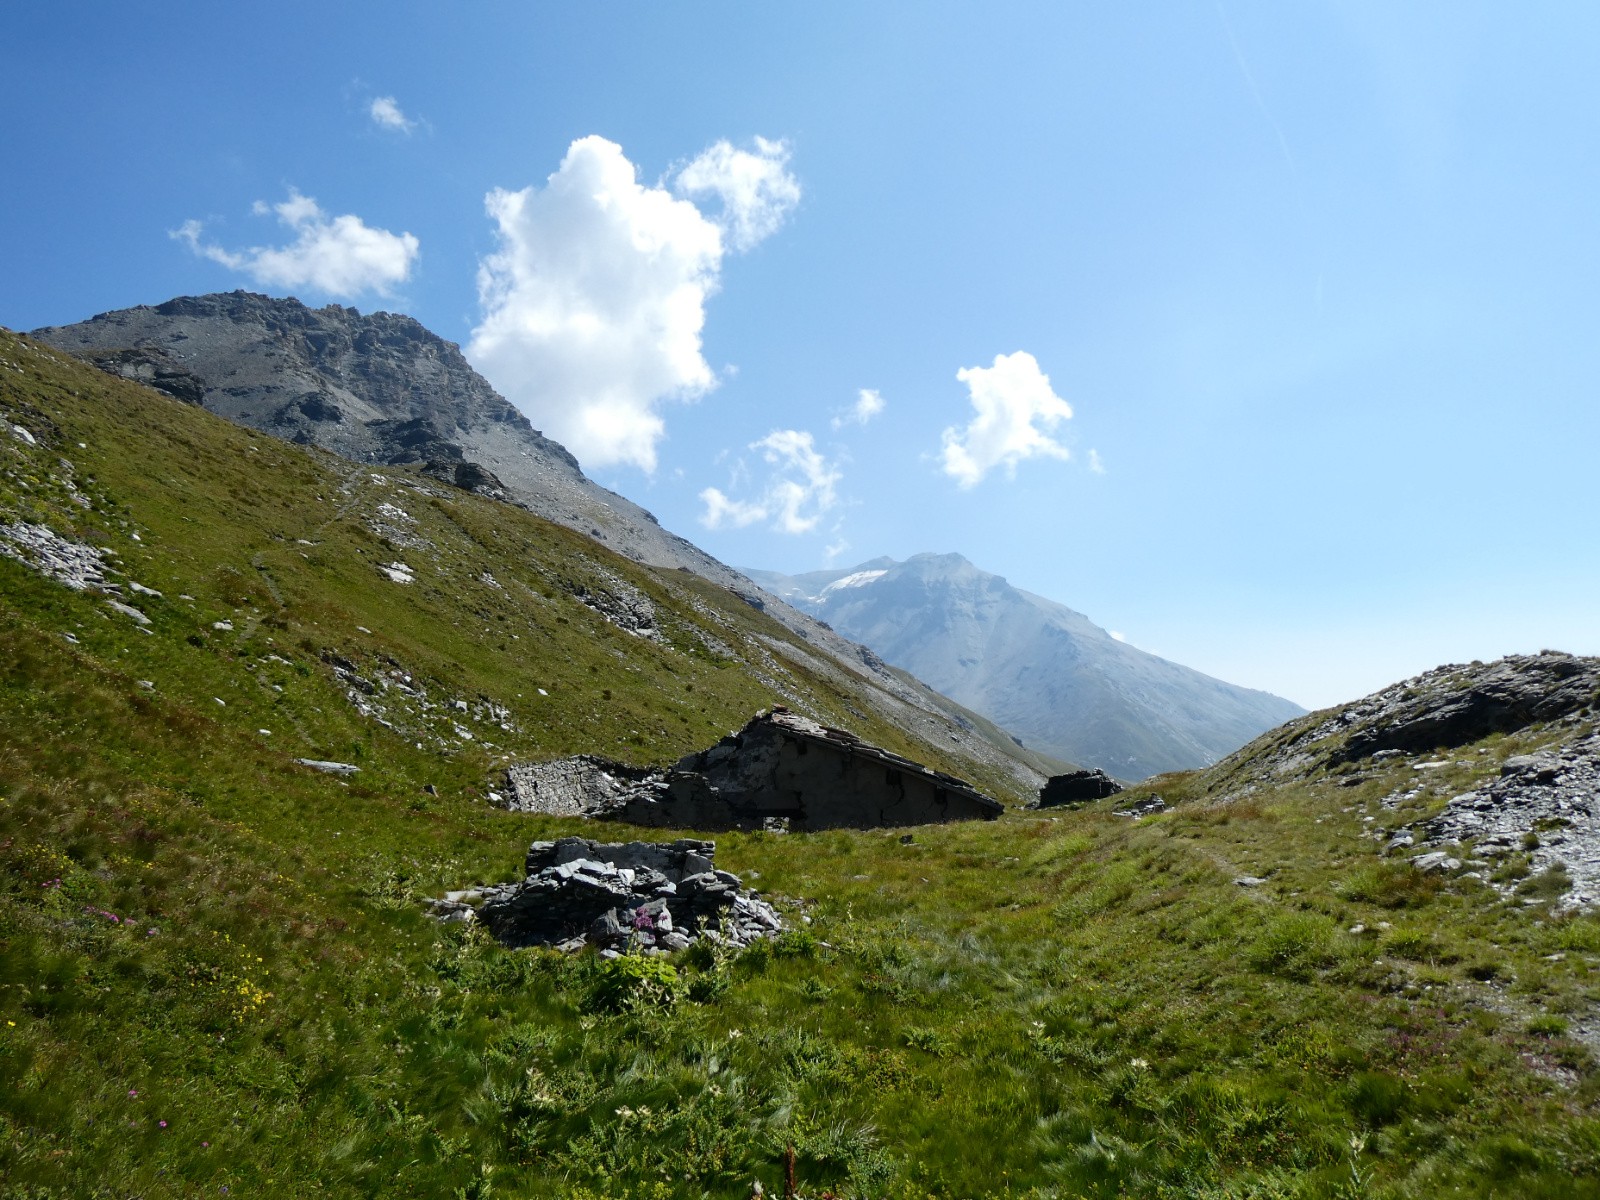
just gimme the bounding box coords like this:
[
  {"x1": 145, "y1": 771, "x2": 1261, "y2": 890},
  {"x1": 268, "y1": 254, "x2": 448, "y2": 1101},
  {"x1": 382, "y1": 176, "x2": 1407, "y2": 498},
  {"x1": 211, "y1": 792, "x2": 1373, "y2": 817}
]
[{"x1": 745, "y1": 553, "x2": 1305, "y2": 779}]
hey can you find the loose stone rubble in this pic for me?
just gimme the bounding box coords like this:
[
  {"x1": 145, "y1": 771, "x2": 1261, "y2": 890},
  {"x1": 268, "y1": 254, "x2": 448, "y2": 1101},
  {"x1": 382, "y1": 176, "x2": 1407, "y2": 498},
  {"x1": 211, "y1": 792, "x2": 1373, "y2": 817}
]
[
  {"x1": 1408, "y1": 730, "x2": 1600, "y2": 909},
  {"x1": 1113, "y1": 795, "x2": 1168, "y2": 819},
  {"x1": 501, "y1": 708, "x2": 1003, "y2": 831},
  {"x1": 572, "y1": 564, "x2": 661, "y2": 641},
  {"x1": 1217, "y1": 652, "x2": 1600, "y2": 911},
  {"x1": 504, "y1": 755, "x2": 654, "y2": 818},
  {"x1": 0, "y1": 521, "x2": 118, "y2": 591},
  {"x1": 426, "y1": 836, "x2": 782, "y2": 956}
]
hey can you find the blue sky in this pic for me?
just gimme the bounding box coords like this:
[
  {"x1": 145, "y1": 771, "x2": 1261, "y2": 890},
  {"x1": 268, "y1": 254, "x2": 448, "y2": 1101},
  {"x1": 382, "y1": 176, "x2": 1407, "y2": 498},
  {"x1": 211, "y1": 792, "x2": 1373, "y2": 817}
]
[{"x1": 4, "y1": 2, "x2": 1598, "y2": 710}]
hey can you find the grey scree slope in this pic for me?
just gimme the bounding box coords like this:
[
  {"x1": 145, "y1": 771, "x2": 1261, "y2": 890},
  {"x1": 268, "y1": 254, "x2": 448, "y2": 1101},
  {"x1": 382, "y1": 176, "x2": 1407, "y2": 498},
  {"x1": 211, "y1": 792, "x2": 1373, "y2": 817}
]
[{"x1": 32, "y1": 292, "x2": 1052, "y2": 795}]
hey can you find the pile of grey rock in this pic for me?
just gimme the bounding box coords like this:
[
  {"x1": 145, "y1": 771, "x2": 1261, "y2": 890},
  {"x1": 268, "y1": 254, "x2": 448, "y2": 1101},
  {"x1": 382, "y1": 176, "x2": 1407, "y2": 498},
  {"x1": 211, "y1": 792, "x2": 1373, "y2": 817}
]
[
  {"x1": 1113, "y1": 795, "x2": 1168, "y2": 819},
  {"x1": 426, "y1": 836, "x2": 782, "y2": 957}
]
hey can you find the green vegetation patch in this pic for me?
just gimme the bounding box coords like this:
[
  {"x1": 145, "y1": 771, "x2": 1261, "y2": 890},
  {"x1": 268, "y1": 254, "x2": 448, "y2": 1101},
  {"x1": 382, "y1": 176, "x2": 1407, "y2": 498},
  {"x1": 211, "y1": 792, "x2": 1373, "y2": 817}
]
[{"x1": 1, "y1": 332, "x2": 1598, "y2": 1197}]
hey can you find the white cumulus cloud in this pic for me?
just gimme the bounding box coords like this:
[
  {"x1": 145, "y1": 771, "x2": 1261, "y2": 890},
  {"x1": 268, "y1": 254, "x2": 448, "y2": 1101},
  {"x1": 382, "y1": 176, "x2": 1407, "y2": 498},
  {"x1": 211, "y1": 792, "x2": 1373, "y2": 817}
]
[
  {"x1": 831, "y1": 387, "x2": 886, "y2": 430},
  {"x1": 939, "y1": 351, "x2": 1073, "y2": 488},
  {"x1": 369, "y1": 95, "x2": 415, "y2": 133},
  {"x1": 468, "y1": 137, "x2": 719, "y2": 473},
  {"x1": 699, "y1": 429, "x2": 840, "y2": 535},
  {"x1": 171, "y1": 190, "x2": 419, "y2": 299},
  {"x1": 468, "y1": 134, "x2": 798, "y2": 473},
  {"x1": 674, "y1": 136, "x2": 801, "y2": 252}
]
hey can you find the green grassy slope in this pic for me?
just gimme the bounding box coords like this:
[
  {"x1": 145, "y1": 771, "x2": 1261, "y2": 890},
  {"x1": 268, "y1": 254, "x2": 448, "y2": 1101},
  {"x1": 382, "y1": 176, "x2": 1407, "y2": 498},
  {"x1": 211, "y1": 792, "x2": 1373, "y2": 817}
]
[{"x1": 2, "y1": 330, "x2": 1598, "y2": 1199}]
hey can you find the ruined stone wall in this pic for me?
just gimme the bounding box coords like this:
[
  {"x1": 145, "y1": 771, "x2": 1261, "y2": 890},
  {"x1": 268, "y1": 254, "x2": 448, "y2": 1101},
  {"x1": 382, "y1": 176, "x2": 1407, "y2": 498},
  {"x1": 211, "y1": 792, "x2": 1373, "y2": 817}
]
[
  {"x1": 505, "y1": 709, "x2": 1002, "y2": 831},
  {"x1": 769, "y1": 732, "x2": 994, "y2": 829},
  {"x1": 505, "y1": 755, "x2": 652, "y2": 816}
]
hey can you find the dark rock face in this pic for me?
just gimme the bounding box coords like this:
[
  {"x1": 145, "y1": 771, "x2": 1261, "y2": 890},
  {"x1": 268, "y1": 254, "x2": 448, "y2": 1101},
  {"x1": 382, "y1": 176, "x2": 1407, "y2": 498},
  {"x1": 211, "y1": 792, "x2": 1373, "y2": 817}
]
[
  {"x1": 1328, "y1": 653, "x2": 1600, "y2": 764},
  {"x1": 421, "y1": 459, "x2": 508, "y2": 500},
  {"x1": 427, "y1": 835, "x2": 782, "y2": 954},
  {"x1": 1036, "y1": 768, "x2": 1123, "y2": 808},
  {"x1": 77, "y1": 346, "x2": 207, "y2": 407},
  {"x1": 504, "y1": 709, "x2": 1004, "y2": 831}
]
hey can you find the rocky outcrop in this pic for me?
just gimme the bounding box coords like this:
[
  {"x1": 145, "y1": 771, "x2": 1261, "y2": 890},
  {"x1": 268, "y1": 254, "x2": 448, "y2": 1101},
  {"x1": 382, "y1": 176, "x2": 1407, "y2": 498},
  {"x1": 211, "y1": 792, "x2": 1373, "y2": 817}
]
[
  {"x1": 1215, "y1": 652, "x2": 1600, "y2": 910},
  {"x1": 1325, "y1": 652, "x2": 1600, "y2": 764},
  {"x1": 503, "y1": 708, "x2": 1004, "y2": 831},
  {"x1": 76, "y1": 345, "x2": 207, "y2": 407},
  {"x1": 1036, "y1": 768, "x2": 1123, "y2": 808},
  {"x1": 0, "y1": 521, "x2": 119, "y2": 592},
  {"x1": 427, "y1": 836, "x2": 782, "y2": 955}
]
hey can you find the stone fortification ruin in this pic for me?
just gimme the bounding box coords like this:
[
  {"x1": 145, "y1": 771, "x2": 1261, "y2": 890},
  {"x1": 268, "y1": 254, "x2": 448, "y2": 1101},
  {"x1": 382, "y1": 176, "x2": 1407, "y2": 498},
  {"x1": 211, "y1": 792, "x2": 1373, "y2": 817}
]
[
  {"x1": 1035, "y1": 768, "x2": 1124, "y2": 809},
  {"x1": 504, "y1": 708, "x2": 1004, "y2": 831}
]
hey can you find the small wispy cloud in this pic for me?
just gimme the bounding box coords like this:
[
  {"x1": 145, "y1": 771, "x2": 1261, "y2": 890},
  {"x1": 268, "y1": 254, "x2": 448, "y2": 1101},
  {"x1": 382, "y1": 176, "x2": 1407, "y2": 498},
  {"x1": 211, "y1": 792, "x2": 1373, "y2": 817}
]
[
  {"x1": 1110, "y1": 630, "x2": 1126, "y2": 642},
  {"x1": 171, "y1": 190, "x2": 419, "y2": 298},
  {"x1": 1088, "y1": 448, "x2": 1106, "y2": 474},
  {"x1": 831, "y1": 387, "x2": 886, "y2": 430},
  {"x1": 939, "y1": 350, "x2": 1073, "y2": 488},
  {"x1": 699, "y1": 429, "x2": 841, "y2": 534},
  {"x1": 674, "y1": 136, "x2": 801, "y2": 252},
  {"x1": 369, "y1": 95, "x2": 416, "y2": 134}
]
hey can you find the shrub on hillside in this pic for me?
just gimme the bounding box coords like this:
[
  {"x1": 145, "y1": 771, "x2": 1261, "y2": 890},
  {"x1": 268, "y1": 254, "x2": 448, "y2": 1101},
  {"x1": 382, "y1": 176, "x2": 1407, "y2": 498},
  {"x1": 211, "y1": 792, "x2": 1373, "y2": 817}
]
[{"x1": 1247, "y1": 911, "x2": 1341, "y2": 980}]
